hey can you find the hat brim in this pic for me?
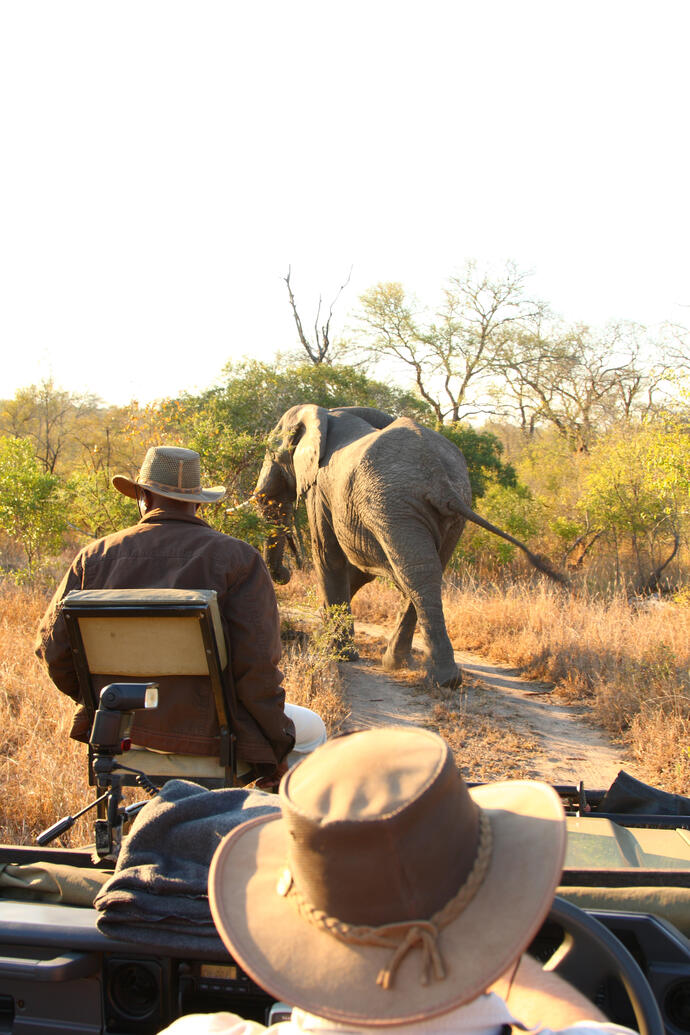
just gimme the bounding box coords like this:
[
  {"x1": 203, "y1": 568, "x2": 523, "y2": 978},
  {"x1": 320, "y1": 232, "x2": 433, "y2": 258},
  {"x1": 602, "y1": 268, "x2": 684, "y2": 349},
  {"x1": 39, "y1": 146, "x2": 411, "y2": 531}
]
[
  {"x1": 111, "y1": 475, "x2": 226, "y2": 505},
  {"x1": 208, "y1": 780, "x2": 565, "y2": 1026}
]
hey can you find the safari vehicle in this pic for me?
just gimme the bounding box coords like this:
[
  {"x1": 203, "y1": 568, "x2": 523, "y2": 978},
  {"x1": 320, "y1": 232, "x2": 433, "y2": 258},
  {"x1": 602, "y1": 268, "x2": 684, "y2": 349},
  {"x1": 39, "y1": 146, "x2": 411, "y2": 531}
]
[{"x1": 0, "y1": 590, "x2": 689, "y2": 1035}]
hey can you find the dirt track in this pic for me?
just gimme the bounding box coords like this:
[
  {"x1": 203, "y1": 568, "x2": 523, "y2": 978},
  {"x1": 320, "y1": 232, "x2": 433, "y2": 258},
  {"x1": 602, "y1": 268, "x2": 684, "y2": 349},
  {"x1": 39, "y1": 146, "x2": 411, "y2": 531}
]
[{"x1": 339, "y1": 620, "x2": 640, "y2": 791}]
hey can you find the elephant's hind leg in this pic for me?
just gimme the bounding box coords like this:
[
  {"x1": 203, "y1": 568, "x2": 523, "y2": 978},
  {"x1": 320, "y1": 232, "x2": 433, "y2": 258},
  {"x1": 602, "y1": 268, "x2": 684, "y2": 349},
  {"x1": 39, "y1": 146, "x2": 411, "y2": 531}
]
[
  {"x1": 428, "y1": 523, "x2": 464, "y2": 687},
  {"x1": 402, "y1": 555, "x2": 462, "y2": 688},
  {"x1": 416, "y1": 587, "x2": 462, "y2": 688}
]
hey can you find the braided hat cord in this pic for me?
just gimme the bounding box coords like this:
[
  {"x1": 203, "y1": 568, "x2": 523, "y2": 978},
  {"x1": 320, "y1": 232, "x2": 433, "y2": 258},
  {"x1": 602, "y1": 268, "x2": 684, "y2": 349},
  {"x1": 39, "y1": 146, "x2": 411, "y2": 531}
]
[{"x1": 282, "y1": 810, "x2": 493, "y2": 990}]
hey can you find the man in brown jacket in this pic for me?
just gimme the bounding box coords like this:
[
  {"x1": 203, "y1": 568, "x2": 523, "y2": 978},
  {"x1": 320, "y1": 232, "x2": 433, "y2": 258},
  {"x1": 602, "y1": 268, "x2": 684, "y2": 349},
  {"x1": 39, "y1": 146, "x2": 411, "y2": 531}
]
[{"x1": 36, "y1": 445, "x2": 295, "y2": 783}]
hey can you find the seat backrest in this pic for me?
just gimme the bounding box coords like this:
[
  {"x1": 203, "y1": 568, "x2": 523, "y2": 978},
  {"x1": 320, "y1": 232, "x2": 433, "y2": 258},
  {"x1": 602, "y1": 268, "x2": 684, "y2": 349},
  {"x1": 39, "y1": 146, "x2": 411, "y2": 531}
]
[
  {"x1": 61, "y1": 588, "x2": 236, "y2": 787},
  {"x1": 65, "y1": 588, "x2": 228, "y2": 680}
]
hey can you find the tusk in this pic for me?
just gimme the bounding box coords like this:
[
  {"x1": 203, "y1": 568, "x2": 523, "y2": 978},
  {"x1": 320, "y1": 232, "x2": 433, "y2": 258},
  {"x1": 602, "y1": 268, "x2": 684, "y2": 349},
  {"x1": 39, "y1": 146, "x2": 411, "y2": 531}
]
[{"x1": 225, "y1": 496, "x2": 256, "y2": 514}]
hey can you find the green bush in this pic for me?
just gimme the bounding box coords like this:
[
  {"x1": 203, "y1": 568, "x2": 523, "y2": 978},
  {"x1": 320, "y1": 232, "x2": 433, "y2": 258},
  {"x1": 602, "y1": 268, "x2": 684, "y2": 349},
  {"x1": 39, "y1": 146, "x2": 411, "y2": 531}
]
[
  {"x1": 451, "y1": 481, "x2": 542, "y2": 572},
  {"x1": 436, "y1": 423, "x2": 517, "y2": 499},
  {"x1": 0, "y1": 436, "x2": 66, "y2": 575}
]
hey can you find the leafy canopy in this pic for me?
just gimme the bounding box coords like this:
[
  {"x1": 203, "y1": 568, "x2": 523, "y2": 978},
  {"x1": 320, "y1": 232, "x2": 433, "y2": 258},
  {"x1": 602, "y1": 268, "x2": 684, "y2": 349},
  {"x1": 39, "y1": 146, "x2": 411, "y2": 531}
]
[
  {"x1": 0, "y1": 436, "x2": 66, "y2": 573},
  {"x1": 436, "y1": 423, "x2": 517, "y2": 499},
  {"x1": 172, "y1": 358, "x2": 431, "y2": 437}
]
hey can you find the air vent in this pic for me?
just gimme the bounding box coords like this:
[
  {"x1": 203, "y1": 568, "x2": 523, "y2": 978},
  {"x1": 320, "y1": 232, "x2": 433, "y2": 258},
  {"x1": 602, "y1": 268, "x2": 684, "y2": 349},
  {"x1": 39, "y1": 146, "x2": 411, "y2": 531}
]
[
  {"x1": 105, "y1": 958, "x2": 165, "y2": 1033},
  {"x1": 665, "y1": 979, "x2": 690, "y2": 1033}
]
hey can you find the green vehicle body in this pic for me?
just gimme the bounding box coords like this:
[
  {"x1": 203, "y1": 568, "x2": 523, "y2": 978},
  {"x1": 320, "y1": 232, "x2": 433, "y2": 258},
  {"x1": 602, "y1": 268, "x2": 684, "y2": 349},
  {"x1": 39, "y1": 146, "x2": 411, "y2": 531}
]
[{"x1": 1, "y1": 788, "x2": 690, "y2": 1032}]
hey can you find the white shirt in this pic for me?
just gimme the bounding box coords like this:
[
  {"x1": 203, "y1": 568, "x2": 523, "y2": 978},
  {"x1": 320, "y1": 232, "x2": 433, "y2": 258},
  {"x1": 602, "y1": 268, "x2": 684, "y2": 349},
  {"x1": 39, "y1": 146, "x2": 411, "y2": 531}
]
[{"x1": 156, "y1": 991, "x2": 637, "y2": 1035}]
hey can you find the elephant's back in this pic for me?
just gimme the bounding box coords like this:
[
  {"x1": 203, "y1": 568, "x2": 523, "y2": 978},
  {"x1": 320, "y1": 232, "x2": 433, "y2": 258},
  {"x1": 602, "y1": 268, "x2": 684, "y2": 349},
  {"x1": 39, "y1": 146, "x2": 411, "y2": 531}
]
[
  {"x1": 327, "y1": 418, "x2": 472, "y2": 536},
  {"x1": 361, "y1": 418, "x2": 471, "y2": 495},
  {"x1": 322, "y1": 417, "x2": 470, "y2": 572}
]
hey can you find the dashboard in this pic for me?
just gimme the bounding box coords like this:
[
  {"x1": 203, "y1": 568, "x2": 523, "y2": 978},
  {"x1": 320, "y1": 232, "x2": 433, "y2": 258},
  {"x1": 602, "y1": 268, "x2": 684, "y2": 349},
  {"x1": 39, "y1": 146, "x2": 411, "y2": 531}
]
[{"x1": 1, "y1": 897, "x2": 690, "y2": 1034}]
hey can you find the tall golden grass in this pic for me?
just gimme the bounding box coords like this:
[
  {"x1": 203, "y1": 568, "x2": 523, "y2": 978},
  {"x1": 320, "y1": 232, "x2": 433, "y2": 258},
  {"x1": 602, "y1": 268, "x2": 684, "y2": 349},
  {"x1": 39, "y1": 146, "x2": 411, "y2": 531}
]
[
  {"x1": 0, "y1": 580, "x2": 347, "y2": 845},
  {"x1": 282, "y1": 571, "x2": 690, "y2": 792},
  {"x1": 0, "y1": 583, "x2": 91, "y2": 844},
  {"x1": 3, "y1": 570, "x2": 689, "y2": 847},
  {"x1": 441, "y1": 580, "x2": 690, "y2": 792}
]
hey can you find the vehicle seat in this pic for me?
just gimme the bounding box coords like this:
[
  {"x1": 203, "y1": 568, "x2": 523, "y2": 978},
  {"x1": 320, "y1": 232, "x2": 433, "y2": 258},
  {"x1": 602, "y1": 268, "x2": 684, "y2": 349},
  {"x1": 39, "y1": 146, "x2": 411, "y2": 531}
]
[{"x1": 61, "y1": 588, "x2": 240, "y2": 788}]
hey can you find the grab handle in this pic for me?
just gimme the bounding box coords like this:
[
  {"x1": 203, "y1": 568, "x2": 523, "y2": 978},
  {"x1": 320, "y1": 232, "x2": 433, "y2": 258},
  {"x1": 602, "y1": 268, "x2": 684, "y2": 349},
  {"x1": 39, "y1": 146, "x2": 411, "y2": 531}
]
[{"x1": 0, "y1": 951, "x2": 98, "y2": 982}]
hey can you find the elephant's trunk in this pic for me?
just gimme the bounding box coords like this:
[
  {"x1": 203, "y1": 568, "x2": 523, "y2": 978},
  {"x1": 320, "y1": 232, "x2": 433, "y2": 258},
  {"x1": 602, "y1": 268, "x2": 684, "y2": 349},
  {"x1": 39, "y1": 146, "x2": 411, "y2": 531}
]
[
  {"x1": 264, "y1": 519, "x2": 292, "y2": 585},
  {"x1": 254, "y1": 459, "x2": 295, "y2": 585}
]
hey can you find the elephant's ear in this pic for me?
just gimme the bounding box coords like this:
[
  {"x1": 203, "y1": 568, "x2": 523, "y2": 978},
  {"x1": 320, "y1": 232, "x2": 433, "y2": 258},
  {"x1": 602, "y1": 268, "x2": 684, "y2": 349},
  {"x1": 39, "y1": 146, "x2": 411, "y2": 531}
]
[{"x1": 289, "y1": 405, "x2": 329, "y2": 499}]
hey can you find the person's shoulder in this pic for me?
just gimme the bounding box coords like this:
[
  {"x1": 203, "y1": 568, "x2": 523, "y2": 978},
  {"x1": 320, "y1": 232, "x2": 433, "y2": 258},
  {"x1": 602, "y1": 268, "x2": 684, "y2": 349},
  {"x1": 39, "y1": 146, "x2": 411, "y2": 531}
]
[
  {"x1": 84, "y1": 522, "x2": 142, "y2": 554},
  {"x1": 155, "y1": 1011, "x2": 279, "y2": 1035},
  {"x1": 201, "y1": 525, "x2": 262, "y2": 559}
]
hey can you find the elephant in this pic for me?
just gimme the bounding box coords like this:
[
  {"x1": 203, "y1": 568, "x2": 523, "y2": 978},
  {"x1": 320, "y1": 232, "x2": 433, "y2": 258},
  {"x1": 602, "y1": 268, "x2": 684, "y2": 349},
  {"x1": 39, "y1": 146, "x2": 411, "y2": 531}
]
[{"x1": 254, "y1": 404, "x2": 562, "y2": 687}]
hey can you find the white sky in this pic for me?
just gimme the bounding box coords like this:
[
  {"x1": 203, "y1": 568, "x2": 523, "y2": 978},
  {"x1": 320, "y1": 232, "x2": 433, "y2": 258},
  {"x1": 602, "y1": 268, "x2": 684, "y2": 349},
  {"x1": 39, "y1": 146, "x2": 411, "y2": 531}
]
[{"x1": 1, "y1": 1, "x2": 689, "y2": 406}]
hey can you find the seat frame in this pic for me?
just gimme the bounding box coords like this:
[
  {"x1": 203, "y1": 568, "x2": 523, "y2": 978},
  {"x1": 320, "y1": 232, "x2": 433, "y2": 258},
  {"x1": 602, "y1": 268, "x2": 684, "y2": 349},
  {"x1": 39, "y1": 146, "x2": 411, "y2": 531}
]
[{"x1": 62, "y1": 591, "x2": 237, "y2": 789}]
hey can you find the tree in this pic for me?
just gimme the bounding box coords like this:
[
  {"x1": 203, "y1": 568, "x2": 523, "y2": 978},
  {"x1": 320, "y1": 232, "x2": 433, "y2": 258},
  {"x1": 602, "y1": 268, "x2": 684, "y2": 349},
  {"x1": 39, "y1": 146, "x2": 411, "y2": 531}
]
[
  {"x1": 174, "y1": 358, "x2": 431, "y2": 440},
  {"x1": 580, "y1": 422, "x2": 690, "y2": 591},
  {"x1": 0, "y1": 379, "x2": 103, "y2": 474},
  {"x1": 493, "y1": 321, "x2": 675, "y2": 451},
  {"x1": 284, "y1": 267, "x2": 352, "y2": 365},
  {"x1": 451, "y1": 480, "x2": 542, "y2": 574},
  {"x1": 436, "y1": 423, "x2": 517, "y2": 499},
  {"x1": 355, "y1": 262, "x2": 544, "y2": 422},
  {"x1": 0, "y1": 436, "x2": 66, "y2": 573},
  {"x1": 512, "y1": 429, "x2": 594, "y2": 568},
  {"x1": 66, "y1": 467, "x2": 138, "y2": 539}
]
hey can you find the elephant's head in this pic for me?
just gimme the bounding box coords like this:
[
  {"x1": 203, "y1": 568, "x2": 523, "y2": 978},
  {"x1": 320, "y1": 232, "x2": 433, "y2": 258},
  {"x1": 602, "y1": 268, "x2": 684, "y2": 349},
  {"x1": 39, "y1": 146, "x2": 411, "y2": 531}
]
[{"x1": 254, "y1": 405, "x2": 329, "y2": 584}]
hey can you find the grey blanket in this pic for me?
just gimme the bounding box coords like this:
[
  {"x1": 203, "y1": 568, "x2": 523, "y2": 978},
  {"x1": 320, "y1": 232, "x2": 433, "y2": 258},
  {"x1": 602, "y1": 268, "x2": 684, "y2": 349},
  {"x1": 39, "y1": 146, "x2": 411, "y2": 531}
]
[
  {"x1": 94, "y1": 780, "x2": 279, "y2": 951},
  {"x1": 600, "y1": 769, "x2": 690, "y2": 816}
]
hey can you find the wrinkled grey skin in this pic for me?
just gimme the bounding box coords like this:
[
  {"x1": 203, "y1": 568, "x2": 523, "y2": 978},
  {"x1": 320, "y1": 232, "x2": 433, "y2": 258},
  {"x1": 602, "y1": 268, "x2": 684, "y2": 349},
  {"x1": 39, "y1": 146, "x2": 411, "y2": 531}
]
[{"x1": 255, "y1": 404, "x2": 559, "y2": 687}]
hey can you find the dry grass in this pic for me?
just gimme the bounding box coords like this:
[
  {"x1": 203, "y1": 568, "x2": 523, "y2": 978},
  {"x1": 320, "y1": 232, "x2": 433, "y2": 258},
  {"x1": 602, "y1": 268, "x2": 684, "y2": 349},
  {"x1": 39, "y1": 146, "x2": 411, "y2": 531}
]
[
  {"x1": 5, "y1": 567, "x2": 690, "y2": 848},
  {"x1": 283, "y1": 645, "x2": 349, "y2": 736},
  {"x1": 0, "y1": 582, "x2": 92, "y2": 844},
  {"x1": 279, "y1": 603, "x2": 349, "y2": 736},
  {"x1": 274, "y1": 568, "x2": 319, "y2": 610},
  {"x1": 0, "y1": 580, "x2": 347, "y2": 846},
  {"x1": 443, "y1": 580, "x2": 690, "y2": 793},
  {"x1": 427, "y1": 691, "x2": 547, "y2": 783},
  {"x1": 275, "y1": 569, "x2": 402, "y2": 627},
  {"x1": 281, "y1": 568, "x2": 690, "y2": 793},
  {"x1": 350, "y1": 580, "x2": 401, "y2": 625}
]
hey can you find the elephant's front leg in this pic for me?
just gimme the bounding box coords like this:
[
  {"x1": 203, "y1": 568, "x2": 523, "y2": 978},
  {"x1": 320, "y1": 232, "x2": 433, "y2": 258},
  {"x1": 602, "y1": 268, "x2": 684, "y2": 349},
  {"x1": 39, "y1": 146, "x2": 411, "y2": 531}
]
[
  {"x1": 307, "y1": 494, "x2": 359, "y2": 660},
  {"x1": 382, "y1": 600, "x2": 417, "y2": 671},
  {"x1": 313, "y1": 564, "x2": 359, "y2": 661}
]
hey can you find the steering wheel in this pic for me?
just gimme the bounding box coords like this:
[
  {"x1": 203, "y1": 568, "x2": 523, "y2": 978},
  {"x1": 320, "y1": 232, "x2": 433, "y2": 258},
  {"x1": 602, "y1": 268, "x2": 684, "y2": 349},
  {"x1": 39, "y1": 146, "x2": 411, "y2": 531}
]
[{"x1": 540, "y1": 896, "x2": 664, "y2": 1035}]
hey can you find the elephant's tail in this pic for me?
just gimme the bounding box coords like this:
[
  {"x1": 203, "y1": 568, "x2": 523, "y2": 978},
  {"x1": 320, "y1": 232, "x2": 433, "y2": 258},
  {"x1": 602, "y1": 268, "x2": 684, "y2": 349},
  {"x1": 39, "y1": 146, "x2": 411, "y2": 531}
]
[{"x1": 447, "y1": 495, "x2": 569, "y2": 586}]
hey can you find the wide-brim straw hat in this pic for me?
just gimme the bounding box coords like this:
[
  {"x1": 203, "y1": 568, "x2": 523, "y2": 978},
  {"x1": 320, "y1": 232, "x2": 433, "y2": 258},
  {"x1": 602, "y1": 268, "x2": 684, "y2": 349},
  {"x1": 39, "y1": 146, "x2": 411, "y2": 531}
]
[
  {"x1": 112, "y1": 446, "x2": 225, "y2": 504},
  {"x1": 209, "y1": 726, "x2": 565, "y2": 1026}
]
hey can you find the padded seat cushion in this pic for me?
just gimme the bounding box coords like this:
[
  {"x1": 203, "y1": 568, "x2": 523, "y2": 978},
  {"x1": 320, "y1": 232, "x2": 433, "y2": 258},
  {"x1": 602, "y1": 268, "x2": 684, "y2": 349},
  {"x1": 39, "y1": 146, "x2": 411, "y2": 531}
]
[{"x1": 62, "y1": 588, "x2": 227, "y2": 671}]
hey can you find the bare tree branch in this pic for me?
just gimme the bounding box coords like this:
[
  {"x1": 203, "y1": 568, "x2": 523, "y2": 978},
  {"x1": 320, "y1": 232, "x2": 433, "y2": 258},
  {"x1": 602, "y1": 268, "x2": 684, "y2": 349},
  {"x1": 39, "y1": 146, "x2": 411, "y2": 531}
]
[
  {"x1": 284, "y1": 266, "x2": 352, "y2": 365},
  {"x1": 356, "y1": 263, "x2": 543, "y2": 422},
  {"x1": 284, "y1": 267, "x2": 318, "y2": 364}
]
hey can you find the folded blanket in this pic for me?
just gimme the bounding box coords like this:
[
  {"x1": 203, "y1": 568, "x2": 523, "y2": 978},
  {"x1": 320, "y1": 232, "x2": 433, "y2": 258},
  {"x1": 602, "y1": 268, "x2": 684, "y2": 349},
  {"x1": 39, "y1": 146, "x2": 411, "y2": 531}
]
[
  {"x1": 0, "y1": 861, "x2": 109, "y2": 907},
  {"x1": 600, "y1": 769, "x2": 690, "y2": 816},
  {"x1": 94, "y1": 780, "x2": 279, "y2": 952}
]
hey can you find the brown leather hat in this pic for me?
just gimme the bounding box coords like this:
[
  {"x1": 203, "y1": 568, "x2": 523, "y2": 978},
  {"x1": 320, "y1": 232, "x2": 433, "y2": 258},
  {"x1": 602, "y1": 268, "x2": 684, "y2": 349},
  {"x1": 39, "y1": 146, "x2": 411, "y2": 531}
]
[
  {"x1": 112, "y1": 446, "x2": 225, "y2": 504},
  {"x1": 209, "y1": 726, "x2": 565, "y2": 1025}
]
